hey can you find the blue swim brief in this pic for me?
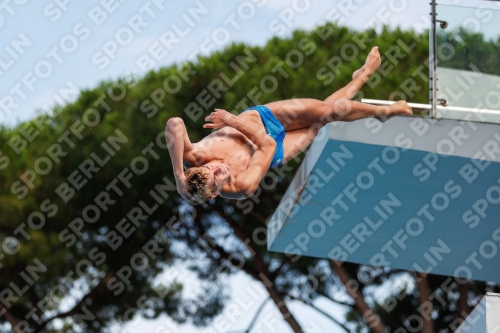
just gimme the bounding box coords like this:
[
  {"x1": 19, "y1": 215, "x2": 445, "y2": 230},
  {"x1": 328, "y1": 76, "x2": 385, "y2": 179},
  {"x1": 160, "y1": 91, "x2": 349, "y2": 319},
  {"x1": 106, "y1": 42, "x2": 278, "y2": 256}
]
[{"x1": 243, "y1": 105, "x2": 285, "y2": 168}]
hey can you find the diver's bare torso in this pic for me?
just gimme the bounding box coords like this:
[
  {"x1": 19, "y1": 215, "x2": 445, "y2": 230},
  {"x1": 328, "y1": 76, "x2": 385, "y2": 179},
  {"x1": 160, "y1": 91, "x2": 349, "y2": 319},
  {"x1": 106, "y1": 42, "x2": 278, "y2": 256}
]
[{"x1": 183, "y1": 110, "x2": 266, "y2": 198}]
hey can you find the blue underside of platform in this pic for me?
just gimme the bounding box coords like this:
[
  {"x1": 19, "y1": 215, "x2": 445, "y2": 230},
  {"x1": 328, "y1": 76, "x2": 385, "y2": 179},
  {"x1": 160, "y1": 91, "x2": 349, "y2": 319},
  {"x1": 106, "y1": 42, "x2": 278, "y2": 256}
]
[{"x1": 269, "y1": 140, "x2": 500, "y2": 282}]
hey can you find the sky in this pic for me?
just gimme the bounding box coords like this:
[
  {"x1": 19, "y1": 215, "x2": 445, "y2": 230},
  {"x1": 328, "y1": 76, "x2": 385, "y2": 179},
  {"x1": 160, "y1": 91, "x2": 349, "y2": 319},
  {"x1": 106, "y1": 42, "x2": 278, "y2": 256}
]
[{"x1": 2, "y1": 0, "x2": 500, "y2": 332}]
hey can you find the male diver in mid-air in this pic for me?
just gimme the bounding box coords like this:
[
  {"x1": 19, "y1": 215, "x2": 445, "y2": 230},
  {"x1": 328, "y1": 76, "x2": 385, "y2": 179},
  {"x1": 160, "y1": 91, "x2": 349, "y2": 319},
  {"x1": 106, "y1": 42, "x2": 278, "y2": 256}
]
[{"x1": 166, "y1": 47, "x2": 413, "y2": 203}]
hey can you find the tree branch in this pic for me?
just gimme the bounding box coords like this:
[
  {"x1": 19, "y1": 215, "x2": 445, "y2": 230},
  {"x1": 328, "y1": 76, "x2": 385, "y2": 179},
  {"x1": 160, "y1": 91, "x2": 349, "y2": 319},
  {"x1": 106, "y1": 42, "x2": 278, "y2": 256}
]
[
  {"x1": 26, "y1": 288, "x2": 42, "y2": 329},
  {"x1": 457, "y1": 281, "x2": 471, "y2": 317},
  {"x1": 315, "y1": 290, "x2": 356, "y2": 309},
  {"x1": 192, "y1": 207, "x2": 261, "y2": 280},
  {"x1": 287, "y1": 294, "x2": 350, "y2": 333},
  {"x1": 329, "y1": 260, "x2": 387, "y2": 333},
  {"x1": 34, "y1": 276, "x2": 111, "y2": 333},
  {"x1": 247, "y1": 210, "x2": 268, "y2": 225},
  {"x1": 214, "y1": 208, "x2": 304, "y2": 333},
  {"x1": 415, "y1": 272, "x2": 434, "y2": 333},
  {"x1": 0, "y1": 299, "x2": 24, "y2": 333},
  {"x1": 245, "y1": 298, "x2": 269, "y2": 333}
]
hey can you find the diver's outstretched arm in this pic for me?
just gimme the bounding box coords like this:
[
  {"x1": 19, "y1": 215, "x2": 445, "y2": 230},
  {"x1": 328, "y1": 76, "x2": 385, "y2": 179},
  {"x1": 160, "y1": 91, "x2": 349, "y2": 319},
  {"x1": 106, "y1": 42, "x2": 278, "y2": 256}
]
[{"x1": 166, "y1": 117, "x2": 195, "y2": 200}]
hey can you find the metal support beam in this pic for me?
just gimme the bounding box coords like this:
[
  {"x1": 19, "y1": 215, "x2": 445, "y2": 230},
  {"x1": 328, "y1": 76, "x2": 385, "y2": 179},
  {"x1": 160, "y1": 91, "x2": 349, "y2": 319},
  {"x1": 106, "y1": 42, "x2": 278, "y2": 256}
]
[{"x1": 429, "y1": 0, "x2": 437, "y2": 118}]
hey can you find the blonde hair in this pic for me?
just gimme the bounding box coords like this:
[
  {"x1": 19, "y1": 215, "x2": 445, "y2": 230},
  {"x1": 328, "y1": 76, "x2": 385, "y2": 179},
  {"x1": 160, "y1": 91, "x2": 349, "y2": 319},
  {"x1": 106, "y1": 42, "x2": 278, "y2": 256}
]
[{"x1": 185, "y1": 167, "x2": 212, "y2": 203}]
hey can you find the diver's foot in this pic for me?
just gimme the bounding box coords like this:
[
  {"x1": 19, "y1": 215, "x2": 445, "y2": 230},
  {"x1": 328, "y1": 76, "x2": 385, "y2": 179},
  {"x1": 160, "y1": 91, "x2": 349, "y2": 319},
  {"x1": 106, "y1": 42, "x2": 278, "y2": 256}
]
[
  {"x1": 375, "y1": 100, "x2": 413, "y2": 121},
  {"x1": 352, "y1": 46, "x2": 381, "y2": 80}
]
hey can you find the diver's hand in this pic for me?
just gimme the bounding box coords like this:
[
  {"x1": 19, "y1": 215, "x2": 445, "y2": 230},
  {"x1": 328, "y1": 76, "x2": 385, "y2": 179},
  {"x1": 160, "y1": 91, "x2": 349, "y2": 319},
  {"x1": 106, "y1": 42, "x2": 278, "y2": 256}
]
[
  {"x1": 175, "y1": 175, "x2": 192, "y2": 202},
  {"x1": 204, "y1": 109, "x2": 235, "y2": 129}
]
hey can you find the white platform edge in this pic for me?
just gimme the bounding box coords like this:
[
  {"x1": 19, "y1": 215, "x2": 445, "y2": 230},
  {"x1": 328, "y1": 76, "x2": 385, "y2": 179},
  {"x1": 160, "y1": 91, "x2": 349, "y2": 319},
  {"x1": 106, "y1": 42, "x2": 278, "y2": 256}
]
[
  {"x1": 486, "y1": 292, "x2": 500, "y2": 333},
  {"x1": 456, "y1": 292, "x2": 500, "y2": 333},
  {"x1": 328, "y1": 116, "x2": 500, "y2": 162}
]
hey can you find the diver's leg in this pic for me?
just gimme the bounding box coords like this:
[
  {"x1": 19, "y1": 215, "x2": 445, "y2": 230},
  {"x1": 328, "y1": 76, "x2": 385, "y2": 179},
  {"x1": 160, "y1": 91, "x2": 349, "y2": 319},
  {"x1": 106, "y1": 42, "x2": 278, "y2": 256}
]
[
  {"x1": 280, "y1": 101, "x2": 413, "y2": 163},
  {"x1": 281, "y1": 125, "x2": 324, "y2": 163},
  {"x1": 266, "y1": 98, "x2": 412, "y2": 131},
  {"x1": 324, "y1": 46, "x2": 381, "y2": 103}
]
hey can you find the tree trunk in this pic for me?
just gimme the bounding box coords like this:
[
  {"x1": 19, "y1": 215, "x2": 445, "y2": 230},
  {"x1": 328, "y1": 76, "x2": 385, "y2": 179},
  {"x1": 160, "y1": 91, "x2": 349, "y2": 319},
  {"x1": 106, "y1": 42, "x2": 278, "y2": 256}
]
[
  {"x1": 416, "y1": 272, "x2": 434, "y2": 333},
  {"x1": 457, "y1": 282, "x2": 470, "y2": 317},
  {"x1": 0, "y1": 299, "x2": 25, "y2": 333},
  {"x1": 330, "y1": 260, "x2": 387, "y2": 333},
  {"x1": 258, "y1": 272, "x2": 304, "y2": 333},
  {"x1": 215, "y1": 209, "x2": 304, "y2": 332}
]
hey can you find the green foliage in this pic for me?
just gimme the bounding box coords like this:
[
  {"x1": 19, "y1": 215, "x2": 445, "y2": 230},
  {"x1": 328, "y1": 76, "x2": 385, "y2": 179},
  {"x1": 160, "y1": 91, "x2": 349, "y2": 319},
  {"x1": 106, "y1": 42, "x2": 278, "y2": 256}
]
[{"x1": 438, "y1": 27, "x2": 500, "y2": 75}]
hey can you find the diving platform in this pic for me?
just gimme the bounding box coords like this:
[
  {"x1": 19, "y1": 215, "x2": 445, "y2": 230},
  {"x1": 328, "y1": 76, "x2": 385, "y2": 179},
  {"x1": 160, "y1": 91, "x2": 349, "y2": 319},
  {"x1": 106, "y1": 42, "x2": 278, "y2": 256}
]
[
  {"x1": 267, "y1": 116, "x2": 500, "y2": 283},
  {"x1": 456, "y1": 292, "x2": 500, "y2": 333}
]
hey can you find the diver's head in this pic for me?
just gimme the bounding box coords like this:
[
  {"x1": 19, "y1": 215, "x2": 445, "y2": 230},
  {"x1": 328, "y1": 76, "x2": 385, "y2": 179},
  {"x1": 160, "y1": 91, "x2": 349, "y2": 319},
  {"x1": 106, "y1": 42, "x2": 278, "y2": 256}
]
[{"x1": 185, "y1": 163, "x2": 230, "y2": 202}]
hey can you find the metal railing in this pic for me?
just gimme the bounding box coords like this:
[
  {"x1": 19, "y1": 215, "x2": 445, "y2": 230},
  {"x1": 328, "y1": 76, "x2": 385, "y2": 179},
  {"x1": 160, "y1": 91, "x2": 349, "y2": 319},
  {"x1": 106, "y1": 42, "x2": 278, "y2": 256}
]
[{"x1": 361, "y1": 98, "x2": 500, "y2": 124}]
